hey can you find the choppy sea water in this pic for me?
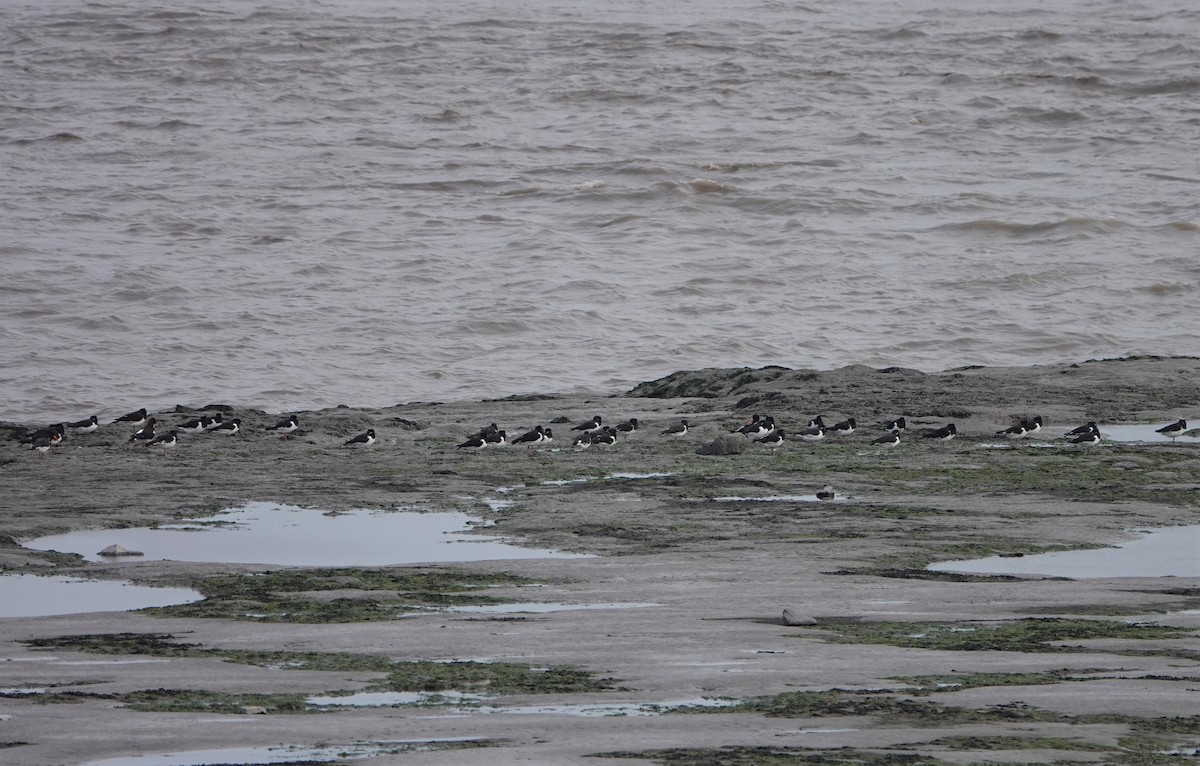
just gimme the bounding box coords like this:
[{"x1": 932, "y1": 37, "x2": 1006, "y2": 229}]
[{"x1": 4, "y1": 0, "x2": 1198, "y2": 423}]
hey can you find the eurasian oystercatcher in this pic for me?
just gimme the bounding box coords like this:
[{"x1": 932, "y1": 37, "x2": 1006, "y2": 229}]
[
  {"x1": 129, "y1": 418, "x2": 157, "y2": 443},
  {"x1": 113, "y1": 408, "x2": 148, "y2": 426},
  {"x1": 266, "y1": 415, "x2": 299, "y2": 439},
  {"x1": 923, "y1": 423, "x2": 957, "y2": 441},
  {"x1": 660, "y1": 419, "x2": 689, "y2": 437},
  {"x1": 67, "y1": 415, "x2": 99, "y2": 434},
  {"x1": 1156, "y1": 419, "x2": 1187, "y2": 440}
]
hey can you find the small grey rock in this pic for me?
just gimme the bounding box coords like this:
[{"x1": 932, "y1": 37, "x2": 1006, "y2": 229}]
[
  {"x1": 782, "y1": 609, "x2": 816, "y2": 626},
  {"x1": 696, "y1": 434, "x2": 746, "y2": 456}
]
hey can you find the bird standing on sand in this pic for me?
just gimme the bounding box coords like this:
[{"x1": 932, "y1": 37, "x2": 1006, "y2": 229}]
[
  {"x1": 146, "y1": 430, "x2": 178, "y2": 455},
  {"x1": 30, "y1": 433, "x2": 60, "y2": 455},
  {"x1": 737, "y1": 415, "x2": 772, "y2": 438},
  {"x1": 209, "y1": 418, "x2": 242, "y2": 436},
  {"x1": 923, "y1": 423, "x2": 957, "y2": 441},
  {"x1": 616, "y1": 418, "x2": 639, "y2": 433},
  {"x1": 1070, "y1": 429, "x2": 1101, "y2": 446},
  {"x1": 1156, "y1": 419, "x2": 1187, "y2": 440},
  {"x1": 872, "y1": 431, "x2": 901, "y2": 447},
  {"x1": 755, "y1": 429, "x2": 786, "y2": 448},
  {"x1": 996, "y1": 422, "x2": 1027, "y2": 439},
  {"x1": 345, "y1": 428, "x2": 376, "y2": 448},
  {"x1": 266, "y1": 415, "x2": 299, "y2": 439}
]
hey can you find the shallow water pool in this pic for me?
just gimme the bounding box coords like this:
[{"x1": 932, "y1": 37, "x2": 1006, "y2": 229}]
[
  {"x1": 23, "y1": 502, "x2": 590, "y2": 567},
  {"x1": 0, "y1": 574, "x2": 202, "y2": 619},
  {"x1": 928, "y1": 525, "x2": 1200, "y2": 578}
]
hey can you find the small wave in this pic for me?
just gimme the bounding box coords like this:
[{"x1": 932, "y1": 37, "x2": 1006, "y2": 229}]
[
  {"x1": 597, "y1": 214, "x2": 642, "y2": 228},
  {"x1": 690, "y1": 179, "x2": 735, "y2": 194},
  {"x1": 9, "y1": 132, "x2": 84, "y2": 145},
  {"x1": 1135, "y1": 283, "x2": 1194, "y2": 296},
  {"x1": 1123, "y1": 78, "x2": 1200, "y2": 96},
  {"x1": 936, "y1": 217, "x2": 1129, "y2": 236},
  {"x1": 878, "y1": 27, "x2": 926, "y2": 40}
]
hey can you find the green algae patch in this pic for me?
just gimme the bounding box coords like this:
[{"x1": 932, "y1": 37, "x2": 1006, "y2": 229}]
[
  {"x1": 597, "y1": 746, "x2": 948, "y2": 765},
  {"x1": 370, "y1": 660, "x2": 619, "y2": 695},
  {"x1": 21, "y1": 633, "x2": 621, "y2": 701},
  {"x1": 23, "y1": 632, "x2": 198, "y2": 656},
  {"x1": 142, "y1": 567, "x2": 545, "y2": 623},
  {"x1": 921, "y1": 734, "x2": 1113, "y2": 752},
  {"x1": 893, "y1": 668, "x2": 1119, "y2": 695},
  {"x1": 118, "y1": 688, "x2": 310, "y2": 714},
  {"x1": 798, "y1": 618, "x2": 1193, "y2": 653}
]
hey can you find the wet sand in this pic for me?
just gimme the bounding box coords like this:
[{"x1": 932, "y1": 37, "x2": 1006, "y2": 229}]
[{"x1": 1, "y1": 357, "x2": 1198, "y2": 765}]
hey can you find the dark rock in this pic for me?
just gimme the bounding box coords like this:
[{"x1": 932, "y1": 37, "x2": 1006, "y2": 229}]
[{"x1": 696, "y1": 434, "x2": 746, "y2": 456}]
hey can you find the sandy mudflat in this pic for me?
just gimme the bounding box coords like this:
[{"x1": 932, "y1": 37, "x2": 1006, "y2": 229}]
[{"x1": 1, "y1": 357, "x2": 1198, "y2": 765}]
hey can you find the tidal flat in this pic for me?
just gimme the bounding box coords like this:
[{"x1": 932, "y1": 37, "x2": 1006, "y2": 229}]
[{"x1": 1, "y1": 358, "x2": 1198, "y2": 765}]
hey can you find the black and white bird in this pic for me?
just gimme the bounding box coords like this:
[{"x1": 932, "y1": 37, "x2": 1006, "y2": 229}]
[
  {"x1": 572, "y1": 431, "x2": 593, "y2": 449},
  {"x1": 67, "y1": 415, "x2": 99, "y2": 434},
  {"x1": 571, "y1": 415, "x2": 603, "y2": 434},
  {"x1": 510, "y1": 425, "x2": 546, "y2": 446},
  {"x1": 113, "y1": 408, "x2": 148, "y2": 426},
  {"x1": 795, "y1": 424, "x2": 826, "y2": 442},
  {"x1": 22, "y1": 423, "x2": 65, "y2": 445},
  {"x1": 345, "y1": 428, "x2": 376, "y2": 448},
  {"x1": 202, "y1": 413, "x2": 226, "y2": 431},
  {"x1": 129, "y1": 418, "x2": 157, "y2": 443},
  {"x1": 828, "y1": 417, "x2": 856, "y2": 436},
  {"x1": 806, "y1": 416, "x2": 826, "y2": 429},
  {"x1": 1070, "y1": 429, "x2": 1102, "y2": 446},
  {"x1": 266, "y1": 415, "x2": 299, "y2": 439},
  {"x1": 816, "y1": 485, "x2": 836, "y2": 500},
  {"x1": 616, "y1": 418, "x2": 639, "y2": 433},
  {"x1": 540, "y1": 427, "x2": 554, "y2": 444},
  {"x1": 736, "y1": 415, "x2": 771, "y2": 438},
  {"x1": 1065, "y1": 421, "x2": 1098, "y2": 438},
  {"x1": 755, "y1": 429, "x2": 786, "y2": 448},
  {"x1": 30, "y1": 433, "x2": 58, "y2": 456},
  {"x1": 475, "y1": 423, "x2": 501, "y2": 439},
  {"x1": 146, "y1": 430, "x2": 178, "y2": 454},
  {"x1": 177, "y1": 414, "x2": 214, "y2": 433},
  {"x1": 484, "y1": 429, "x2": 508, "y2": 447},
  {"x1": 660, "y1": 419, "x2": 689, "y2": 437},
  {"x1": 591, "y1": 427, "x2": 618, "y2": 448},
  {"x1": 1156, "y1": 419, "x2": 1187, "y2": 440},
  {"x1": 923, "y1": 423, "x2": 957, "y2": 441},
  {"x1": 457, "y1": 433, "x2": 488, "y2": 451},
  {"x1": 210, "y1": 418, "x2": 242, "y2": 436},
  {"x1": 883, "y1": 417, "x2": 906, "y2": 433},
  {"x1": 996, "y1": 422, "x2": 1027, "y2": 439},
  {"x1": 872, "y1": 431, "x2": 901, "y2": 447},
  {"x1": 1022, "y1": 416, "x2": 1043, "y2": 436}
]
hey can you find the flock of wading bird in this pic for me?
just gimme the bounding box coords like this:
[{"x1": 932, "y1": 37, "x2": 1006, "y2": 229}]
[{"x1": 16, "y1": 406, "x2": 1190, "y2": 457}]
